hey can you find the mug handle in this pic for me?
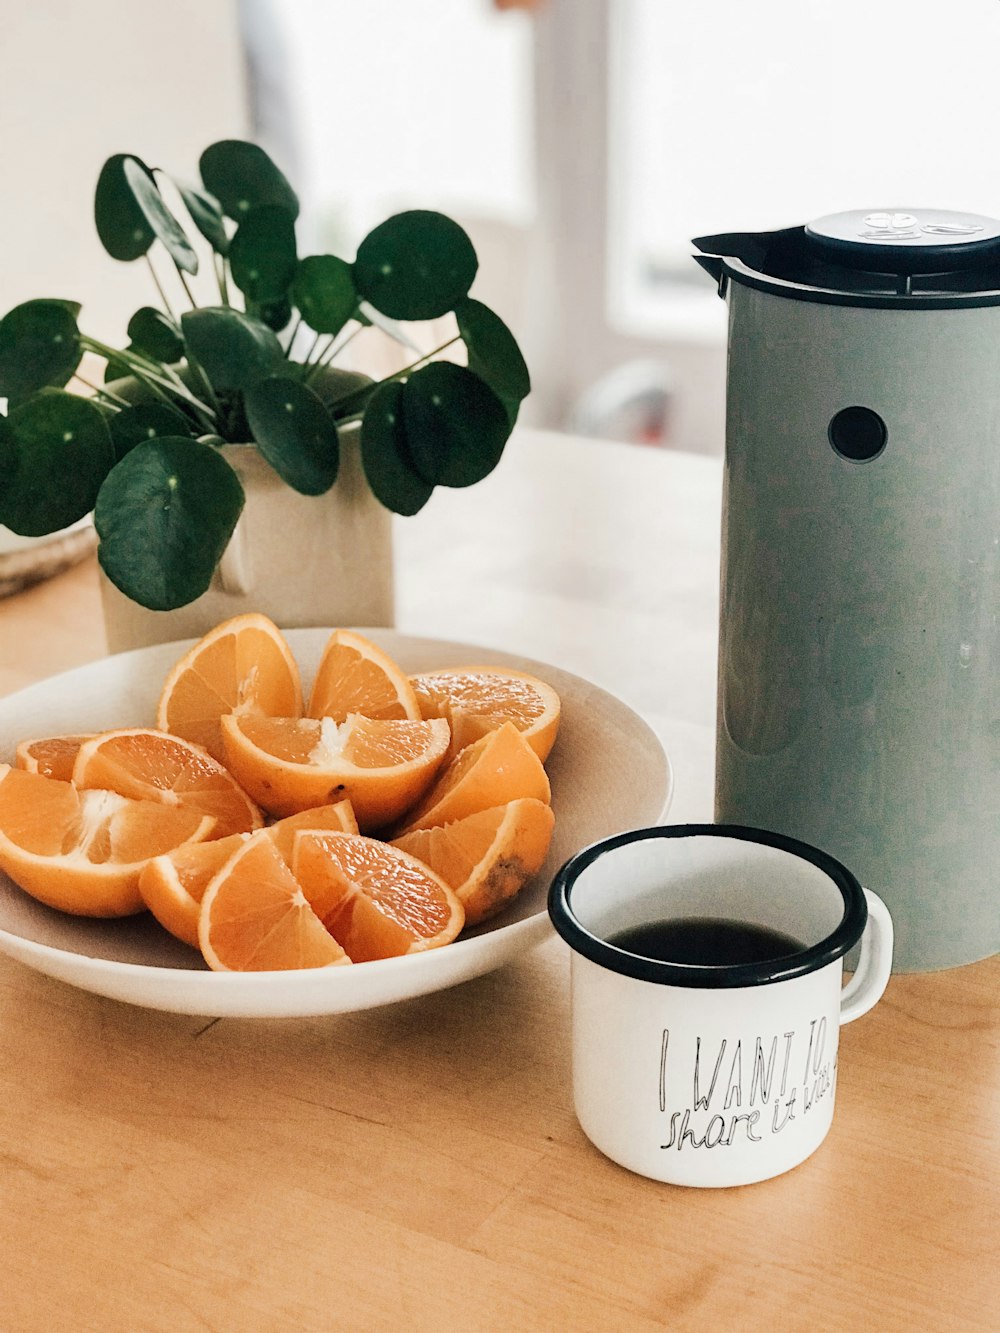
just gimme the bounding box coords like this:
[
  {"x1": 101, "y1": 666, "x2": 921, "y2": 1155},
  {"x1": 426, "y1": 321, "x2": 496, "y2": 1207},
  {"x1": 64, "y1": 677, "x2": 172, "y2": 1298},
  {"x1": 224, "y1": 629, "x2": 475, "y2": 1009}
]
[{"x1": 840, "y1": 888, "x2": 894, "y2": 1024}]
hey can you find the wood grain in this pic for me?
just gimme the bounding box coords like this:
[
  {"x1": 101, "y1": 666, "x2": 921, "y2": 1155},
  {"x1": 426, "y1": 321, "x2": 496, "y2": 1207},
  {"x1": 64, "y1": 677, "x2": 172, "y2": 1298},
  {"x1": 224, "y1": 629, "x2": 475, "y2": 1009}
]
[{"x1": 0, "y1": 432, "x2": 996, "y2": 1332}]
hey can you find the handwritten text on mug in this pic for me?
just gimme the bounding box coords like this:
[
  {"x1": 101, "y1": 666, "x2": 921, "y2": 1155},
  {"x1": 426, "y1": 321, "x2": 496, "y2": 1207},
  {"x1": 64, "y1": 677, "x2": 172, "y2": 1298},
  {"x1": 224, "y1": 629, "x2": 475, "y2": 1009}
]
[{"x1": 658, "y1": 1020, "x2": 836, "y2": 1151}]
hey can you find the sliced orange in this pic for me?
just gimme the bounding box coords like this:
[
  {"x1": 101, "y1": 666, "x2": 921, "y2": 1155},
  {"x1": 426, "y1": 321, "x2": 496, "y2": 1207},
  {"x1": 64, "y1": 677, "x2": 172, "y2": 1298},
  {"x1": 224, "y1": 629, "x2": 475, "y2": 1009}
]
[
  {"x1": 267, "y1": 799, "x2": 359, "y2": 856},
  {"x1": 306, "y1": 628, "x2": 422, "y2": 722},
  {"x1": 292, "y1": 830, "x2": 464, "y2": 961},
  {"x1": 393, "y1": 721, "x2": 551, "y2": 834},
  {"x1": 198, "y1": 832, "x2": 351, "y2": 972},
  {"x1": 412, "y1": 665, "x2": 561, "y2": 761},
  {"x1": 138, "y1": 833, "x2": 245, "y2": 948},
  {"x1": 138, "y1": 800, "x2": 358, "y2": 948},
  {"x1": 16, "y1": 734, "x2": 94, "y2": 782},
  {"x1": 219, "y1": 713, "x2": 450, "y2": 829},
  {"x1": 72, "y1": 728, "x2": 263, "y2": 839},
  {"x1": 156, "y1": 612, "x2": 303, "y2": 763},
  {"x1": 391, "y1": 797, "x2": 555, "y2": 927},
  {"x1": 0, "y1": 764, "x2": 214, "y2": 917}
]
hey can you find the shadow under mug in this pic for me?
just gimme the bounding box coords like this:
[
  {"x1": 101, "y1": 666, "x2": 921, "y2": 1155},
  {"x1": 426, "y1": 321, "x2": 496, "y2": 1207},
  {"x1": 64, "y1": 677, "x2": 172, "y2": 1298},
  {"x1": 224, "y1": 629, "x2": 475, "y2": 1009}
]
[{"x1": 548, "y1": 824, "x2": 893, "y2": 1187}]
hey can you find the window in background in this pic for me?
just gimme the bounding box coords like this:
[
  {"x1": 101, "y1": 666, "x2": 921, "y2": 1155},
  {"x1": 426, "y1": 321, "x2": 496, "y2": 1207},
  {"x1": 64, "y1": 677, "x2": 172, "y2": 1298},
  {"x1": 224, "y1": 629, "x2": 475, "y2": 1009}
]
[
  {"x1": 610, "y1": 0, "x2": 1000, "y2": 341},
  {"x1": 265, "y1": 0, "x2": 536, "y2": 386},
  {"x1": 277, "y1": 0, "x2": 534, "y2": 252}
]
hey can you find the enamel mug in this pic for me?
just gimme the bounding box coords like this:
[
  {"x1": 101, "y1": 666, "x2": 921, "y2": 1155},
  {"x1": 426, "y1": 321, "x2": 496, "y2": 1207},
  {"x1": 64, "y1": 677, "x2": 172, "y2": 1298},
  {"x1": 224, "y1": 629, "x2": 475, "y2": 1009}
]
[{"x1": 549, "y1": 825, "x2": 893, "y2": 1187}]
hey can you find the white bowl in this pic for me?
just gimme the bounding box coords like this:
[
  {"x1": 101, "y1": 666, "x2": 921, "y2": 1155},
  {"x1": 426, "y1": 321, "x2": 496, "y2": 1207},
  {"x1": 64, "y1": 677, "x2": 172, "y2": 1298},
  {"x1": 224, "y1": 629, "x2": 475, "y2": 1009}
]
[{"x1": 0, "y1": 629, "x2": 672, "y2": 1017}]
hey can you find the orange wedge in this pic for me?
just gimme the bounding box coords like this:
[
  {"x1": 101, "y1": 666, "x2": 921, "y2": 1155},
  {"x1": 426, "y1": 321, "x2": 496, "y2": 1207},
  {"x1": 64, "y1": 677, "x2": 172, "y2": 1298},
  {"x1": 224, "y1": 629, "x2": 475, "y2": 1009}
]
[
  {"x1": 198, "y1": 832, "x2": 351, "y2": 972},
  {"x1": 412, "y1": 665, "x2": 561, "y2": 761},
  {"x1": 306, "y1": 628, "x2": 422, "y2": 722},
  {"x1": 0, "y1": 764, "x2": 214, "y2": 917},
  {"x1": 72, "y1": 728, "x2": 263, "y2": 839},
  {"x1": 292, "y1": 830, "x2": 464, "y2": 961},
  {"x1": 391, "y1": 797, "x2": 555, "y2": 927},
  {"x1": 138, "y1": 800, "x2": 358, "y2": 948},
  {"x1": 219, "y1": 713, "x2": 450, "y2": 829},
  {"x1": 156, "y1": 612, "x2": 303, "y2": 763},
  {"x1": 16, "y1": 734, "x2": 94, "y2": 782},
  {"x1": 139, "y1": 834, "x2": 244, "y2": 948},
  {"x1": 393, "y1": 721, "x2": 551, "y2": 834}
]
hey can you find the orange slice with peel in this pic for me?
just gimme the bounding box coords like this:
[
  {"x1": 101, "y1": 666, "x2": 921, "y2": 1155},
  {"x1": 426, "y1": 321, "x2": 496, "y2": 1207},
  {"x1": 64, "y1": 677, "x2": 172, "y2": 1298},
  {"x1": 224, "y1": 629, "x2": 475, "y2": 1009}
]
[
  {"x1": 292, "y1": 830, "x2": 464, "y2": 961},
  {"x1": 72, "y1": 728, "x2": 263, "y2": 839},
  {"x1": 219, "y1": 713, "x2": 450, "y2": 829},
  {"x1": 411, "y1": 665, "x2": 561, "y2": 761},
  {"x1": 139, "y1": 834, "x2": 243, "y2": 948},
  {"x1": 306, "y1": 628, "x2": 422, "y2": 722},
  {"x1": 0, "y1": 764, "x2": 214, "y2": 917},
  {"x1": 138, "y1": 800, "x2": 357, "y2": 948},
  {"x1": 198, "y1": 832, "x2": 351, "y2": 972},
  {"x1": 156, "y1": 612, "x2": 303, "y2": 763},
  {"x1": 16, "y1": 734, "x2": 95, "y2": 782},
  {"x1": 393, "y1": 721, "x2": 550, "y2": 834},
  {"x1": 391, "y1": 797, "x2": 555, "y2": 927}
]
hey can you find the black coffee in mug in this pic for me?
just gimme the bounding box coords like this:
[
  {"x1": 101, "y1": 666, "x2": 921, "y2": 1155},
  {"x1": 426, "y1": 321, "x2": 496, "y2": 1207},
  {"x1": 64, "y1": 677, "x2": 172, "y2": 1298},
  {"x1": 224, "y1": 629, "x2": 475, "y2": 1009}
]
[{"x1": 608, "y1": 917, "x2": 803, "y2": 967}]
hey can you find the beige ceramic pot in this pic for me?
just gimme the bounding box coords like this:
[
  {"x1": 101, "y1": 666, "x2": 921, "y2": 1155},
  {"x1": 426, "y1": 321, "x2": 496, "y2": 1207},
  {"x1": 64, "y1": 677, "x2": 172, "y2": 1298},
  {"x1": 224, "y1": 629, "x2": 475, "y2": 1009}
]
[{"x1": 99, "y1": 424, "x2": 394, "y2": 653}]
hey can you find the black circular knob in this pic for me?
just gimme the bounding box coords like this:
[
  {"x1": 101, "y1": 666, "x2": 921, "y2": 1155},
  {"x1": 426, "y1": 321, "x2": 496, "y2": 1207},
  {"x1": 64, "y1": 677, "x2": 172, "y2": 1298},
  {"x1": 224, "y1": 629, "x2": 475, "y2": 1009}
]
[{"x1": 828, "y1": 406, "x2": 887, "y2": 462}]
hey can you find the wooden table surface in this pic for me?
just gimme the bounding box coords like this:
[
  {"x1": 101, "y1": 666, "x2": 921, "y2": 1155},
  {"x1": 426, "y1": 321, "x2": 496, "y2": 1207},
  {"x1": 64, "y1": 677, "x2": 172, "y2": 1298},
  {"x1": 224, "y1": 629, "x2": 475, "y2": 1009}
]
[{"x1": 0, "y1": 430, "x2": 996, "y2": 1332}]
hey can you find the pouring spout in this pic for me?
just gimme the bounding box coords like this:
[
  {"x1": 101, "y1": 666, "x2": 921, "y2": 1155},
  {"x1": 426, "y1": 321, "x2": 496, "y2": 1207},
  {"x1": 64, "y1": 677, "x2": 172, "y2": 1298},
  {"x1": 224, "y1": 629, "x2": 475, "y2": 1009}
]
[
  {"x1": 692, "y1": 225, "x2": 807, "y2": 298},
  {"x1": 693, "y1": 254, "x2": 724, "y2": 283}
]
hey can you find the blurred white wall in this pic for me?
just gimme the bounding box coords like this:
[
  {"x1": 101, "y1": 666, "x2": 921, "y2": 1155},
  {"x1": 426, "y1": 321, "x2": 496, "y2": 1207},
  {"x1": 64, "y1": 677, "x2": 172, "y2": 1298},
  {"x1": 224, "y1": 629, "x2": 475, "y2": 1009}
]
[{"x1": 0, "y1": 1, "x2": 249, "y2": 345}]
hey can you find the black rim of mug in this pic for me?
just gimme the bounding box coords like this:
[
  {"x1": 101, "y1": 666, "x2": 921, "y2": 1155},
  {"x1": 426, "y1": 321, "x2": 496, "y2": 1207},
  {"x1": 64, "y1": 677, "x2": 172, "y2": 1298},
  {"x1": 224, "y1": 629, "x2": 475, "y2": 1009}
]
[{"x1": 547, "y1": 824, "x2": 869, "y2": 989}]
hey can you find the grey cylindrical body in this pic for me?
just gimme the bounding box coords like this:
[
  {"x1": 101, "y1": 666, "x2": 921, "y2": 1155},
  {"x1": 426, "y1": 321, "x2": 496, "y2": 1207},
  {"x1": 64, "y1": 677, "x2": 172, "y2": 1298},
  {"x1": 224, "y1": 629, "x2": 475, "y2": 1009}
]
[{"x1": 715, "y1": 283, "x2": 1000, "y2": 971}]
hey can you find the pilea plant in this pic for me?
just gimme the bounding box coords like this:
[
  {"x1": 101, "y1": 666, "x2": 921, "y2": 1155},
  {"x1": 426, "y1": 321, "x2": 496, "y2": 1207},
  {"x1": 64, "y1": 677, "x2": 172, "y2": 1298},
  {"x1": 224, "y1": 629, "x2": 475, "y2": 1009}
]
[{"x1": 0, "y1": 140, "x2": 529, "y2": 610}]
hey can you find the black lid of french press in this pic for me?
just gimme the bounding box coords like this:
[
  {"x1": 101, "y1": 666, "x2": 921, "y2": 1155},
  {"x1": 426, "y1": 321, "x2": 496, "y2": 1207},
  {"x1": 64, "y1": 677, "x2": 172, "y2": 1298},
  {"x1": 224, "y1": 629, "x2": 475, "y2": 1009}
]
[
  {"x1": 804, "y1": 208, "x2": 1000, "y2": 275},
  {"x1": 693, "y1": 208, "x2": 1000, "y2": 307}
]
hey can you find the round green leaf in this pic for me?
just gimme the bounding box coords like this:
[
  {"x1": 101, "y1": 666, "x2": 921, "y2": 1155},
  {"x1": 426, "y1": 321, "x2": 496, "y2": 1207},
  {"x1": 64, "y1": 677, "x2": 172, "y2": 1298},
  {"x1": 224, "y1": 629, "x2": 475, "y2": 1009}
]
[
  {"x1": 0, "y1": 411, "x2": 13, "y2": 480},
  {"x1": 248, "y1": 297, "x2": 293, "y2": 332},
  {"x1": 126, "y1": 307, "x2": 184, "y2": 363},
  {"x1": 94, "y1": 154, "x2": 155, "y2": 261},
  {"x1": 174, "y1": 178, "x2": 229, "y2": 253},
  {"x1": 0, "y1": 300, "x2": 83, "y2": 402},
  {"x1": 293, "y1": 255, "x2": 357, "y2": 335},
  {"x1": 0, "y1": 391, "x2": 114, "y2": 536},
  {"x1": 360, "y1": 382, "x2": 433, "y2": 516},
  {"x1": 122, "y1": 157, "x2": 199, "y2": 275},
  {"x1": 109, "y1": 402, "x2": 192, "y2": 461},
  {"x1": 229, "y1": 205, "x2": 298, "y2": 303},
  {"x1": 180, "y1": 307, "x2": 283, "y2": 393},
  {"x1": 353, "y1": 211, "x2": 478, "y2": 321},
  {"x1": 244, "y1": 376, "x2": 339, "y2": 495},
  {"x1": 199, "y1": 140, "x2": 299, "y2": 222},
  {"x1": 401, "y1": 362, "x2": 510, "y2": 488},
  {"x1": 455, "y1": 297, "x2": 530, "y2": 425},
  {"x1": 94, "y1": 437, "x2": 245, "y2": 611}
]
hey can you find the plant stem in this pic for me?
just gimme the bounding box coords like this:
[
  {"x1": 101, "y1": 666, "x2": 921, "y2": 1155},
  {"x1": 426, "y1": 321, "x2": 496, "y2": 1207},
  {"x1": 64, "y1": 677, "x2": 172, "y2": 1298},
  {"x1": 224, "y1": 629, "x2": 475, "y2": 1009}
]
[
  {"x1": 182, "y1": 352, "x2": 222, "y2": 418},
  {"x1": 309, "y1": 333, "x2": 336, "y2": 366},
  {"x1": 284, "y1": 313, "x2": 303, "y2": 357},
  {"x1": 326, "y1": 336, "x2": 462, "y2": 419},
  {"x1": 302, "y1": 329, "x2": 323, "y2": 367},
  {"x1": 406, "y1": 335, "x2": 461, "y2": 373},
  {"x1": 215, "y1": 254, "x2": 230, "y2": 306},
  {"x1": 176, "y1": 267, "x2": 199, "y2": 310},
  {"x1": 81, "y1": 336, "x2": 216, "y2": 431},
  {"x1": 72, "y1": 374, "x2": 131, "y2": 409},
  {"x1": 304, "y1": 324, "x2": 362, "y2": 384},
  {"x1": 145, "y1": 255, "x2": 176, "y2": 321}
]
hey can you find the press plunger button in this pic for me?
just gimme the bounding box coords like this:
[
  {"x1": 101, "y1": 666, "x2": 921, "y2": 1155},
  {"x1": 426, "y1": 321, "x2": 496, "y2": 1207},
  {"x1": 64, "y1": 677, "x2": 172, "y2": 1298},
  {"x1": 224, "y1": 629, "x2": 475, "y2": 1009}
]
[{"x1": 828, "y1": 406, "x2": 888, "y2": 462}]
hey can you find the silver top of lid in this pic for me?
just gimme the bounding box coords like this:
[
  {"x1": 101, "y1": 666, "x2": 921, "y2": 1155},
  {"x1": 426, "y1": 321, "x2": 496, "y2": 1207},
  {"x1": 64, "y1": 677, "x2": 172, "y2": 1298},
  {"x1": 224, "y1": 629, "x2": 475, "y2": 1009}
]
[{"x1": 806, "y1": 208, "x2": 1000, "y2": 257}]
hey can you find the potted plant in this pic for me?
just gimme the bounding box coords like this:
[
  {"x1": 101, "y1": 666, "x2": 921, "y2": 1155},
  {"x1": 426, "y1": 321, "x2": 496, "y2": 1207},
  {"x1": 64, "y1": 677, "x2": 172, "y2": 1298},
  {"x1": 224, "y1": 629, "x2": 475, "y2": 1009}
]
[{"x1": 0, "y1": 140, "x2": 530, "y2": 649}]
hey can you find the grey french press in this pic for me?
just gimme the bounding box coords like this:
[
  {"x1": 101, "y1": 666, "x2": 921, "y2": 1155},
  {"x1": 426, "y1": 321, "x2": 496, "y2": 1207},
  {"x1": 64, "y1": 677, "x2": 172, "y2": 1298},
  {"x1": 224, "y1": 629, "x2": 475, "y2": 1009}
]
[{"x1": 695, "y1": 208, "x2": 1000, "y2": 971}]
